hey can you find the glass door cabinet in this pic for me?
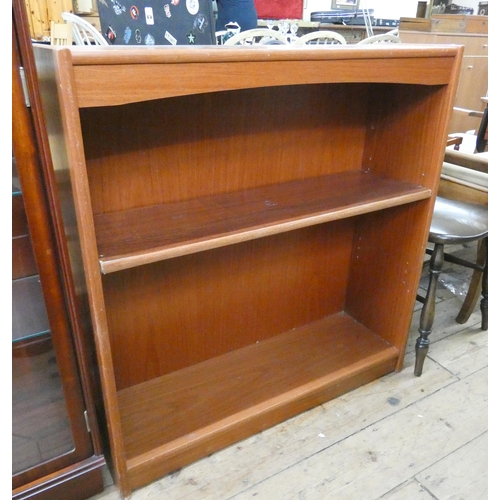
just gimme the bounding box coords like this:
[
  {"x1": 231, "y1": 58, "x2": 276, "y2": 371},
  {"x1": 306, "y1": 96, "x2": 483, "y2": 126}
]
[{"x1": 12, "y1": 1, "x2": 105, "y2": 498}]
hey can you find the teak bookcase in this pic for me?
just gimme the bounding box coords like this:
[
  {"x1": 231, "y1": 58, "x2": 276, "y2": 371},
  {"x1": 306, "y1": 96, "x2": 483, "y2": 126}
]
[{"x1": 33, "y1": 44, "x2": 462, "y2": 498}]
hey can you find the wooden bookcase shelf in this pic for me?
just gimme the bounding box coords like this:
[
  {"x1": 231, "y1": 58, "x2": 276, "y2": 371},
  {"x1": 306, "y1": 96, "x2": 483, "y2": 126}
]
[
  {"x1": 34, "y1": 44, "x2": 462, "y2": 498},
  {"x1": 95, "y1": 171, "x2": 430, "y2": 273},
  {"x1": 119, "y1": 313, "x2": 398, "y2": 474}
]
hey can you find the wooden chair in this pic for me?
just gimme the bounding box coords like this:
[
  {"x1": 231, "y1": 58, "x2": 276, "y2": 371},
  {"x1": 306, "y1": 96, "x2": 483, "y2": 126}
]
[
  {"x1": 223, "y1": 28, "x2": 289, "y2": 45},
  {"x1": 414, "y1": 146, "x2": 488, "y2": 376},
  {"x1": 475, "y1": 105, "x2": 488, "y2": 153},
  {"x1": 292, "y1": 31, "x2": 347, "y2": 46},
  {"x1": 358, "y1": 33, "x2": 402, "y2": 45},
  {"x1": 61, "y1": 12, "x2": 108, "y2": 46},
  {"x1": 385, "y1": 28, "x2": 399, "y2": 36},
  {"x1": 50, "y1": 21, "x2": 73, "y2": 46},
  {"x1": 449, "y1": 104, "x2": 488, "y2": 153}
]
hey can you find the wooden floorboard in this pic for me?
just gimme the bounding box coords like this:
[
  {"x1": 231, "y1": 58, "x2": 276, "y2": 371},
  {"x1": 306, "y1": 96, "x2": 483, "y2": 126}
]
[
  {"x1": 89, "y1": 242, "x2": 489, "y2": 500},
  {"x1": 415, "y1": 432, "x2": 488, "y2": 500}
]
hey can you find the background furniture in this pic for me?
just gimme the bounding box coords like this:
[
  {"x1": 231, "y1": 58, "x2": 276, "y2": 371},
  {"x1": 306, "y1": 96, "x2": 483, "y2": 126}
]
[
  {"x1": 61, "y1": 12, "x2": 107, "y2": 45},
  {"x1": 95, "y1": 0, "x2": 216, "y2": 46},
  {"x1": 415, "y1": 130, "x2": 488, "y2": 376},
  {"x1": 258, "y1": 19, "x2": 395, "y2": 43},
  {"x1": 415, "y1": 195, "x2": 487, "y2": 376},
  {"x1": 357, "y1": 33, "x2": 401, "y2": 44},
  {"x1": 12, "y1": 1, "x2": 105, "y2": 498},
  {"x1": 20, "y1": 0, "x2": 395, "y2": 42},
  {"x1": 440, "y1": 146, "x2": 488, "y2": 315},
  {"x1": 399, "y1": 19, "x2": 487, "y2": 134},
  {"x1": 292, "y1": 30, "x2": 347, "y2": 45},
  {"x1": 224, "y1": 28, "x2": 289, "y2": 45},
  {"x1": 50, "y1": 20, "x2": 72, "y2": 45},
  {"x1": 33, "y1": 43, "x2": 462, "y2": 497},
  {"x1": 474, "y1": 104, "x2": 487, "y2": 153},
  {"x1": 21, "y1": 0, "x2": 73, "y2": 40}
]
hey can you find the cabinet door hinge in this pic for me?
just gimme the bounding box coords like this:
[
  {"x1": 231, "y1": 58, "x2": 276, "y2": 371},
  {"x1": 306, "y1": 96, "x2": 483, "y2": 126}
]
[
  {"x1": 84, "y1": 410, "x2": 92, "y2": 433},
  {"x1": 19, "y1": 67, "x2": 31, "y2": 108}
]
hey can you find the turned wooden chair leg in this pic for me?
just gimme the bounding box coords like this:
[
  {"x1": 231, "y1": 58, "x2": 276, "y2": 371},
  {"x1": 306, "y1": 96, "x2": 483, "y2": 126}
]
[
  {"x1": 415, "y1": 243, "x2": 444, "y2": 377},
  {"x1": 480, "y1": 249, "x2": 488, "y2": 330},
  {"x1": 456, "y1": 238, "x2": 487, "y2": 325}
]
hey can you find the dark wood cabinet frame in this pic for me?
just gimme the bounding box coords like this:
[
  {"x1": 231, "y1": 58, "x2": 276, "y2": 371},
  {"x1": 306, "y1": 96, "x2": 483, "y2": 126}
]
[{"x1": 12, "y1": 1, "x2": 105, "y2": 498}]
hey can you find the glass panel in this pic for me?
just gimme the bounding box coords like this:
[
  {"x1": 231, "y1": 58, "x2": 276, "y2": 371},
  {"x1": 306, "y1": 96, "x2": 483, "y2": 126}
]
[{"x1": 12, "y1": 159, "x2": 74, "y2": 475}]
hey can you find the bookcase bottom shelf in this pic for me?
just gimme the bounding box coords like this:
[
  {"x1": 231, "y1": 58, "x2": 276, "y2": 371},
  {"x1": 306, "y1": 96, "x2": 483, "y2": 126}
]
[{"x1": 117, "y1": 312, "x2": 400, "y2": 491}]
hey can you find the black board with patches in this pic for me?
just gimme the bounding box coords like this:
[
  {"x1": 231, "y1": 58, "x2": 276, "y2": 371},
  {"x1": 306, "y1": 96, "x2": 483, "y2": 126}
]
[{"x1": 96, "y1": 0, "x2": 216, "y2": 46}]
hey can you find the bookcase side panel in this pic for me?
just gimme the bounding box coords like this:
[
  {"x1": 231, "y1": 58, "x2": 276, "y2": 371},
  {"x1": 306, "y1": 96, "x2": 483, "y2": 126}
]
[
  {"x1": 346, "y1": 76, "x2": 461, "y2": 361},
  {"x1": 345, "y1": 202, "x2": 433, "y2": 355},
  {"x1": 32, "y1": 46, "x2": 132, "y2": 496},
  {"x1": 362, "y1": 84, "x2": 457, "y2": 189}
]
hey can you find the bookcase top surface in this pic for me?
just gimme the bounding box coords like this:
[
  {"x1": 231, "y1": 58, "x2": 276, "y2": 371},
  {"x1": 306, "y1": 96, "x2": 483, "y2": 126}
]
[
  {"x1": 37, "y1": 43, "x2": 463, "y2": 108},
  {"x1": 61, "y1": 43, "x2": 461, "y2": 66}
]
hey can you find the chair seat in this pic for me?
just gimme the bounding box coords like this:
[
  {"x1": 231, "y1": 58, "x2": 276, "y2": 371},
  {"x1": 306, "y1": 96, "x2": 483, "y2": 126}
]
[{"x1": 429, "y1": 196, "x2": 488, "y2": 244}]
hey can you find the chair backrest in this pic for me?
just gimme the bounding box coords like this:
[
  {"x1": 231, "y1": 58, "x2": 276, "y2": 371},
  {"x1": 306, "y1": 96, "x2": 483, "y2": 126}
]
[
  {"x1": 385, "y1": 28, "x2": 399, "y2": 36},
  {"x1": 439, "y1": 149, "x2": 488, "y2": 205},
  {"x1": 50, "y1": 21, "x2": 73, "y2": 46},
  {"x1": 292, "y1": 31, "x2": 347, "y2": 46},
  {"x1": 358, "y1": 34, "x2": 402, "y2": 45},
  {"x1": 61, "y1": 12, "x2": 108, "y2": 46},
  {"x1": 223, "y1": 28, "x2": 289, "y2": 46}
]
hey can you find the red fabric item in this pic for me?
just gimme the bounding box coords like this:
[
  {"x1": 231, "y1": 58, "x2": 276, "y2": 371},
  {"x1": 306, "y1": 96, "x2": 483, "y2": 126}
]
[{"x1": 254, "y1": 0, "x2": 303, "y2": 19}]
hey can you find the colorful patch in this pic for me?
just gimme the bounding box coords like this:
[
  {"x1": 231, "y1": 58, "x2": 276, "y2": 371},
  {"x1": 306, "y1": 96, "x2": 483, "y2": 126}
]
[
  {"x1": 111, "y1": 0, "x2": 126, "y2": 15},
  {"x1": 145, "y1": 7, "x2": 154, "y2": 25},
  {"x1": 164, "y1": 4, "x2": 171, "y2": 17},
  {"x1": 124, "y1": 26, "x2": 132, "y2": 43},
  {"x1": 186, "y1": 31, "x2": 196, "y2": 44},
  {"x1": 106, "y1": 25, "x2": 117, "y2": 43},
  {"x1": 186, "y1": 0, "x2": 199, "y2": 15},
  {"x1": 164, "y1": 30, "x2": 177, "y2": 45},
  {"x1": 193, "y1": 13, "x2": 208, "y2": 33},
  {"x1": 130, "y1": 6, "x2": 139, "y2": 20}
]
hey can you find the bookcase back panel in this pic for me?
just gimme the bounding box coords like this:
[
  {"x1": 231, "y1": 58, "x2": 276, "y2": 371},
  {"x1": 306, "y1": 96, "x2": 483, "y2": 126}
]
[
  {"x1": 102, "y1": 221, "x2": 354, "y2": 390},
  {"x1": 81, "y1": 84, "x2": 369, "y2": 214}
]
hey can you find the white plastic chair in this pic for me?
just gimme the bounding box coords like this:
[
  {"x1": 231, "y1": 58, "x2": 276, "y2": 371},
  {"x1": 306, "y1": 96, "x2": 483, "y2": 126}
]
[
  {"x1": 223, "y1": 28, "x2": 289, "y2": 46},
  {"x1": 358, "y1": 34, "x2": 402, "y2": 45},
  {"x1": 61, "y1": 12, "x2": 108, "y2": 46},
  {"x1": 292, "y1": 31, "x2": 347, "y2": 46}
]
